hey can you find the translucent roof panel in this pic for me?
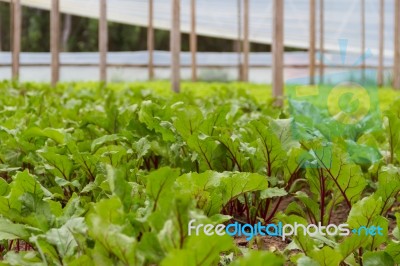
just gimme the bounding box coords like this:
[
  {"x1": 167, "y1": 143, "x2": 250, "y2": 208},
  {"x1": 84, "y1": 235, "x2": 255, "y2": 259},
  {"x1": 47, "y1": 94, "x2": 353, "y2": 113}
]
[{"x1": 0, "y1": 0, "x2": 395, "y2": 61}]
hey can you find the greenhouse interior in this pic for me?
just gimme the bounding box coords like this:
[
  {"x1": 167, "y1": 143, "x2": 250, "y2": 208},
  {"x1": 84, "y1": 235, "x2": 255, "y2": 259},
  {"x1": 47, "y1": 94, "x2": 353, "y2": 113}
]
[{"x1": 0, "y1": 0, "x2": 400, "y2": 265}]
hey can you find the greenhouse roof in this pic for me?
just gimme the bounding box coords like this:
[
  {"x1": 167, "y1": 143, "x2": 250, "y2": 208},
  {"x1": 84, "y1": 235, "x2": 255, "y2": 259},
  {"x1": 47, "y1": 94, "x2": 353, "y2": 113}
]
[{"x1": 0, "y1": 0, "x2": 396, "y2": 60}]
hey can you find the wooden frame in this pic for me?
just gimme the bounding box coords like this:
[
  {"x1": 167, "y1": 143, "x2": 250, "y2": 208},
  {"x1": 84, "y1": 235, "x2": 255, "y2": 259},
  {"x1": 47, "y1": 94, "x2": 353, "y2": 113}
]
[
  {"x1": 51, "y1": 0, "x2": 60, "y2": 87},
  {"x1": 319, "y1": 0, "x2": 324, "y2": 83},
  {"x1": 99, "y1": 0, "x2": 108, "y2": 82},
  {"x1": 394, "y1": 0, "x2": 400, "y2": 89},
  {"x1": 11, "y1": 0, "x2": 21, "y2": 80},
  {"x1": 148, "y1": 0, "x2": 154, "y2": 80},
  {"x1": 309, "y1": 0, "x2": 316, "y2": 85},
  {"x1": 272, "y1": 0, "x2": 284, "y2": 105},
  {"x1": 378, "y1": 0, "x2": 384, "y2": 87},
  {"x1": 190, "y1": 0, "x2": 197, "y2": 81},
  {"x1": 8, "y1": 0, "x2": 396, "y2": 93},
  {"x1": 243, "y1": 0, "x2": 249, "y2": 82},
  {"x1": 171, "y1": 0, "x2": 181, "y2": 92},
  {"x1": 361, "y1": 0, "x2": 365, "y2": 81},
  {"x1": 237, "y1": 0, "x2": 242, "y2": 81}
]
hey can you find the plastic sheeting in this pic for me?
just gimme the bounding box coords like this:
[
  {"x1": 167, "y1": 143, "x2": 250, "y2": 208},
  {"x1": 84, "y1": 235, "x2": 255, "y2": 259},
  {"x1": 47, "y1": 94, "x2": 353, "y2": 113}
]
[{"x1": 0, "y1": 0, "x2": 395, "y2": 62}]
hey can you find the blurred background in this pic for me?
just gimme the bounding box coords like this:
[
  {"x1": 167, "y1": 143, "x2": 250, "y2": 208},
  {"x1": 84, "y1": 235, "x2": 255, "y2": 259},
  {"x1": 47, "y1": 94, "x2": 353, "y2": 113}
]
[{"x1": 0, "y1": 0, "x2": 397, "y2": 86}]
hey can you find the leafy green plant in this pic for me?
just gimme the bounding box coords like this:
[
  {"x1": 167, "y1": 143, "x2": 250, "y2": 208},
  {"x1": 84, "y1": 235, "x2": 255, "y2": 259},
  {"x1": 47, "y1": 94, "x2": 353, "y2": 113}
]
[{"x1": 0, "y1": 81, "x2": 399, "y2": 265}]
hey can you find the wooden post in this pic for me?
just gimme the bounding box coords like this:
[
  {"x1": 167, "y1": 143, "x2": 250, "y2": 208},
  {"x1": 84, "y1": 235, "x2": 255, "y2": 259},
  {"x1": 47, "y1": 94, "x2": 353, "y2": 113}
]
[
  {"x1": 171, "y1": 0, "x2": 181, "y2": 92},
  {"x1": 11, "y1": 0, "x2": 21, "y2": 80},
  {"x1": 99, "y1": 0, "x2": 108, "y2": 82},
  {"x1": 378, "y1": 0, "x2": 384, "y2": 87},
  {"x1": 148, "y1": 0, "x2": 154, "y2": 80},
  {"x1": 361, "y1": 0, "x2": 365, "y2": 81},
  {"x1": 309, "y1": 0, "x2": 316, "y2": 85},
  {"x1": 51, "y1": 0, "x2": 60, "y2": 87},
  {"x1": 394, "y1": 0, "x2": 400, "y2": 89},
  {"x1": 319, "y1": 0, "x2": 324, "y2": 83},
  {"x1": 0, "y1": 6, "x2": 2, "y2": 51},
  {"x1": 190, "y1": 0, "x2": 197, "y2": 81},
  {"x1": 272, "y1": 0, "x2": 284, "y2": 105},
  {"x1": 237, "y1": 0, "x2": 242, "y2": 81},
  {"x1": 243, "y1": 0, "x2": 249, "y2": 82}
]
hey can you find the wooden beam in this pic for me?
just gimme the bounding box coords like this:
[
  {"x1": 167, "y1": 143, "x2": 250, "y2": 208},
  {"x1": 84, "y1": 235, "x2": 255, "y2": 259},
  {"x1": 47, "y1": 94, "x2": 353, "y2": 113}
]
[
  {"x1": 0, "y1": 5, "x2": 2, "y2": 51},
  {"x1": 51, "y1": 0, "x2": 60, "y2": 87},
  {"x1": 394, "y1": 0, "x2": 400, "y2": 89},
  {"x1": 99, "y1": 0, "x2": 108, "y2": 82},
  {"x1": 272, "y1": 0, "x2": 284, "y2": 105},
  {"x1": 361, "y1": 0, "x2": 365, "y2": 81},
  {"x1": 171, "y1": 0, "x2": 181, "y2": 92},
  {"x1": 237, "y1": 0, "x2": 242, "y2": 81},
  {"x1": 3, "y1": 62, "x2": 391, "y2": 70},
  {"x1": 319, "y1": 0, "x2": 324, "y2": 83},
  {"x1": 148, "y1": 0, "x2": 154, "y2": 80},
  {"x1": 190, "y1": 0, "x2": 197, "y2": 81},
  {"x1": 243, "y1": 0, "x2": 249, "y2": 82},
  {"x1": 11, "y1": 0, "x2": 21, "y2": 80},
  {"x1": 378, "y1": 0, "x2": 384, "y2": 87},
  {"x1": 309, "y1": 0, "x2": 316, "y2": 85}
]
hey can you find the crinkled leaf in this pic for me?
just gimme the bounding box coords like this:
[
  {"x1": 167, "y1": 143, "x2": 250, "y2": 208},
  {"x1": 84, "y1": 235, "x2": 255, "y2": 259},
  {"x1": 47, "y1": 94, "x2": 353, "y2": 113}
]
[
  {"x1": 347, "y1": 196, "x2": 382, "y2": 229},
  {"x1": 173, "y1": 105, "x2": 203, "y2": 140},
  {"x1": 248, "y1": 118, "x2": 287, "y2": 176},
  {"x1": 374, "y1": 166, "x2": 400, "y2": 214},
  {"x1": 385, "y1": 243, "x2": 400, "y2": 263},
  {"x1": 0, "y1": 218, "x2": 30, "y2": 240},
  {"x1": 43, "y1": 217, "x2": 86, "y2": 259},
  {"x1": 136, "y1": 232, "x2": 165, "y2": 265},
  {"x1": 338, "y1": 233, "x2": 368, "y2": 260},
  {"x1": 139, "y1": 101, "x2": 176, "y2": 142},
  {"x1": 106, "y1": 165, "x2": 133, "y2": 211},
  {"x1": 363, "y1": 251, "x2": 394, "y2": 266},
  {"x1": 39, "y1": 150, "x2": 73, "y2": 180},
  {"x1": 260, "y1": 187, "x2": 287, "y2": 199},
  {"x1": 309, "y1": 246, "x2": 343, "y2": 266},
  {"x1": 160, "y1": 233, "x2": 234, "y2": 266},
  {"x1": 310, "y1": 144, "x2": 367, "y2": 206},
  {"x1": 146, "y1": 167, "x2": 180, "y2": 211},
  {"x1": 91, "y1": 134, "x2": 122, "y2": 153},
  {"x1": 220, "y1": 172, "x2": 268, "y2": 204},
  {"x1": 86, "y1": 197, "x2": 137, "y2": 265},
  {"x1": 23, "y1": 127, "x2": 66, "y2": 144},
  {"x1": 3, "y1": 251, "x2": 43, "y2": 266}
]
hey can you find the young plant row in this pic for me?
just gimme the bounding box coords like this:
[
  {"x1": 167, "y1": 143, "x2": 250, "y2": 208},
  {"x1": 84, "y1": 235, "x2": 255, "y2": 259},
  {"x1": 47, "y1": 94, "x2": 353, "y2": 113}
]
[{"x1": 0, "y1": 81, "x2": 399, "y2": 265}]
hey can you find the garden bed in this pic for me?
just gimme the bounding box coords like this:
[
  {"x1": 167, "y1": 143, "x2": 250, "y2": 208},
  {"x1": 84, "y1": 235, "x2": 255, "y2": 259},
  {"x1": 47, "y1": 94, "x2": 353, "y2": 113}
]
[{"x1": 0, "y1": 81, "x2": 399, "y2": 265}]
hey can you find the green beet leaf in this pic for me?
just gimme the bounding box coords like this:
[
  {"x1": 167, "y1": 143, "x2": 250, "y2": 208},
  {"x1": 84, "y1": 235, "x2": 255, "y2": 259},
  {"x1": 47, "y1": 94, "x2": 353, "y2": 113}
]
[{"x1": 363, "y1": 251, "x2": 394, "y2": 266}]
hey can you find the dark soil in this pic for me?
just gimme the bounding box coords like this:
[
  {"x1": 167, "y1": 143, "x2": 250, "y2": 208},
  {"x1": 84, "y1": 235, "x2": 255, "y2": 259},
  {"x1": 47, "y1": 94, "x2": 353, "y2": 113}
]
[{"x1": 235, "y1": 235, "x2": 289, "y2": 251}]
